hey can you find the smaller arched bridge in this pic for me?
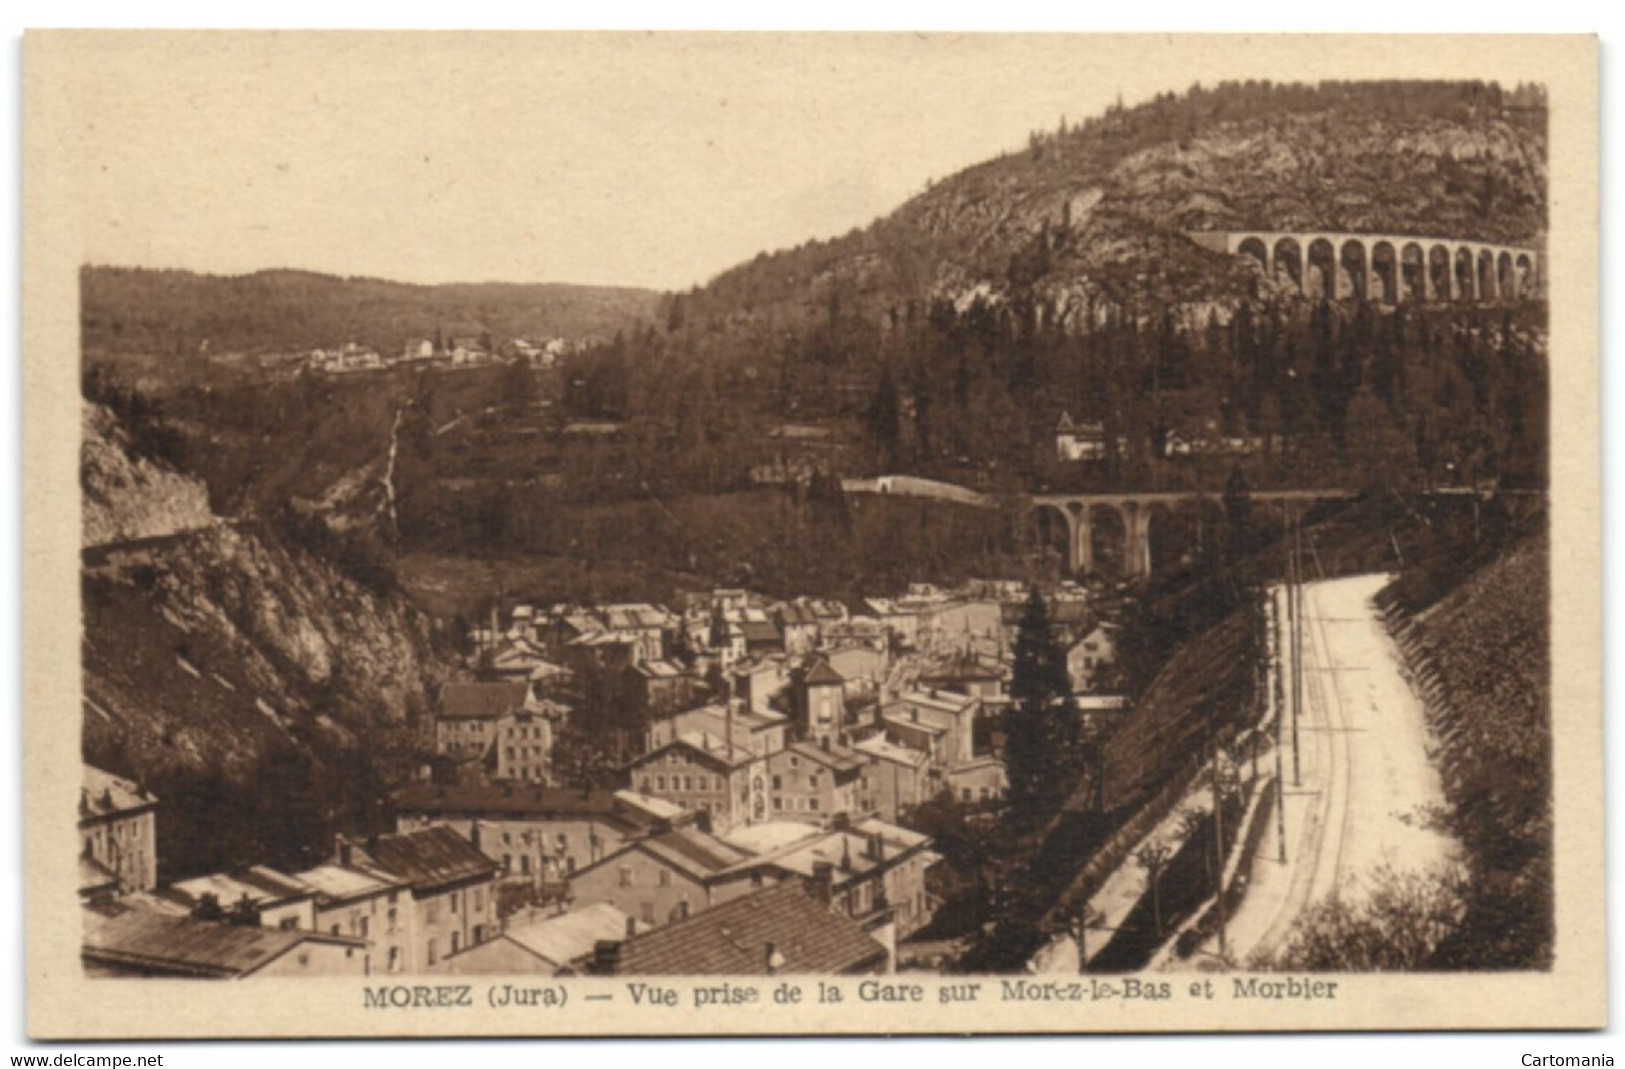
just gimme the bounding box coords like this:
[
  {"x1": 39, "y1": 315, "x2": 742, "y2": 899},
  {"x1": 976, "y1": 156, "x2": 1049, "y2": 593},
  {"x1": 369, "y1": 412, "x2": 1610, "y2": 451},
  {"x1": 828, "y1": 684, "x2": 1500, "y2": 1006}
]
[
  {"x1": 1187, "y1": 231, "x2": 1542, "y2": 303},
  {"x1": 1030, "y1": 489, "x2": 1358, "y2": 579}
]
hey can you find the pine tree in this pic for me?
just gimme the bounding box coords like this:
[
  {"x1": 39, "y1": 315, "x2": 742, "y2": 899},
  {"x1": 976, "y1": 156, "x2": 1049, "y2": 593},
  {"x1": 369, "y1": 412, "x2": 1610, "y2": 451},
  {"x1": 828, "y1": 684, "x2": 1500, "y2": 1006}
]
[{"x1": 1003, "y1": 589, "x2": 1084, "y2": 832}]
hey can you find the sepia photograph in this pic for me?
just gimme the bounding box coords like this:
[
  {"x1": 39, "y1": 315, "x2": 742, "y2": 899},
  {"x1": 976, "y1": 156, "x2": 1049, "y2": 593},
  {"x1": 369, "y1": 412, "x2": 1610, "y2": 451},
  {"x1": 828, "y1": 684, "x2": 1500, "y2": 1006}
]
[{"x1": 19, "y1": 29, "x2": 1602, "y2": 1039}]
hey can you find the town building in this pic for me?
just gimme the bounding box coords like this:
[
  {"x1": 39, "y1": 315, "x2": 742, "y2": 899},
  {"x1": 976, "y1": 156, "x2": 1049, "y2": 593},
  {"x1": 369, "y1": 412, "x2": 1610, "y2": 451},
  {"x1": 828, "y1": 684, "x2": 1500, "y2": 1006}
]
[
  {"x1": 334, "y1": 827, "x2": 500, "y2": 972},
  {"x1": 435, "y1": 902, "x2": 644, "y2": 976},
  {"x1": 628, "y1": 732, "x2": 767, "y2": 833},
  {"x1": 568, "y1": 824, "x2": 759, "y2": 929},
  {"x1": 1055, "y1": 412, "x2": 1108, "y2": 462},
  {"x1": 646, "y1": 702, "x2": 788, "y2": 760},
  {"x1": 1067, "y1": 623, "x2": 1119, "y2": 693},
  {"x1": 765, "y1": 741, "x2": 866, "y2": 821},
  {"x1": 851, "y1": 735, "x2": 937, "y2": 821},
  {"x1": 793, "y1": 660, "x2": 847, "y2": 748},
  {"x1": 79, "y1": 765, "x2": 159, "y2": 896},
  {"x1": 877, "y1": 689, "x2": 982, "y2": 769},
  {"x1": 294, "y1": 859, "x2": 414, "y2": 976},
  {"x1": 394, "y1": 783, "x2": 658, "y2": 888},
  {"x1": 720, "y1": 816, "x2": 941, "y2": 942},
  {"x1": 434, "y1": 680, "x2": 557, "y2": 784}
]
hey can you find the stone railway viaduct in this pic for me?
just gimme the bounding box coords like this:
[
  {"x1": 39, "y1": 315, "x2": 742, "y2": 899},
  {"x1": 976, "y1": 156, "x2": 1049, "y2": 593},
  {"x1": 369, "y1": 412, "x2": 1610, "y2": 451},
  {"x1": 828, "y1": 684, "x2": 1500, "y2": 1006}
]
[
  {"x1": 1187, "y1": 230, "x2": 1542, "y2": 303},
  {"x1": 1030, "y1": 489, "x2": 1359, "y2": 579}
]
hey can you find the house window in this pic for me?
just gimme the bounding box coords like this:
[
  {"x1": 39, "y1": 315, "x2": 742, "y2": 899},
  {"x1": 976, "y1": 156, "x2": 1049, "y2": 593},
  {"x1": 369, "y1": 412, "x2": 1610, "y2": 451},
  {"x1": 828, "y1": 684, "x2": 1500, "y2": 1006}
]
[
  {"x1": 658, "y1": 869, "x2": 671, "y2": 887},
  {"x1": 641, "y1": 777, "x2": 652, "y2": 792},
  {"x1": 450, "y1": 893, "x2": 458, "y2": 914},
  {"x1": 451, "y1": 932, "x2": 461, "y2": 955},
  {"x1": 772, "y1": 775, "x2": 782, "y2": 790},
  {"x1": 656, "y1": 775, "x2": 666, "y2": 791},
  {"x1": 619, "y1": 866, "x2": 633, "y2": 888},
  {"x1": 640, "y1": 901, "x2": 655, "y2": 925},
  {"x1": 520, "y1": 855, "x2": 531, "y2": 875},
  {"x1": 388, "y1": 947, "x2": 401, "y2": 973},
  {"x1": 427, "y1": 939, "x2": 438, "y2": 966},
  {"x1": 962, "y1": 788, "x2": 973, "y2": 802},
  {"x1": 474, "y1": 888, "x2": 484, "y2": 912},
  {"x1": 809, "y1": 798, "x2": 820, "y2": 812},
  {"x1": 279, "y1": 917, "x2": 299, "y2": 931},
  {"x1": 387, "y1": 908, "x2": 398, "y2": 932},
  {"x1": 358, "y1": 915, "x2": 369, "y2": 938},
  {"x1": 789, "y1": 756, "x2": 800, "y2": 769}
]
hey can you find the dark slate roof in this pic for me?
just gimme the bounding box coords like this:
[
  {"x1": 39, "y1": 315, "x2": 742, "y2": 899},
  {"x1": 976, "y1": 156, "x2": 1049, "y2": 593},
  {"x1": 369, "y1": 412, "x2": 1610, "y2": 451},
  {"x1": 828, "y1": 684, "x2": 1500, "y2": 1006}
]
[
  {"x1": 737, "y1": 620, "x2": 782, "y2": 644},
  {"x1": 394, "y1": 783, "x2": 646, "y2": 832},
  {"x1": 609, "y1": 882, "x2": 887, "y2": 975},
  {"x1": 778, "y1": 740, "x2": 866, "y2": 775},
  {"x1": 801, "y1": 661, "x2": 845, "y2": 687},
  {"x1": 353, "y1": 826, "x2": 499, "y2": 892},
  {"x1": 438, "y1": 681, "x2": 530, "y2": 720},
  {"x1": 82, "y1": 909, "x2": 360, "y2": 978}
]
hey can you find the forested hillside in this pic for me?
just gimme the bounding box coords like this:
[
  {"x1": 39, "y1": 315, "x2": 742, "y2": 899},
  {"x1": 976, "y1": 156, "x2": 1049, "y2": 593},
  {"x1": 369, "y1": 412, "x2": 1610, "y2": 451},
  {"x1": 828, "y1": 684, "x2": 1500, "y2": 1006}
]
[{"x1": 81, "y1": 266, "x2": 661, "y2": 359}]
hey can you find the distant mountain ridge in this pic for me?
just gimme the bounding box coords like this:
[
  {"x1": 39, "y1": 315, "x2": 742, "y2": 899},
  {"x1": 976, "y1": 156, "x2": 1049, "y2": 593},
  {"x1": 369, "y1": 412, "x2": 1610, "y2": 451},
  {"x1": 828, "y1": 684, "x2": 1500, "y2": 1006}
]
[{"x1": 81, "y1": 265, "x2": 663, "y2": 359}]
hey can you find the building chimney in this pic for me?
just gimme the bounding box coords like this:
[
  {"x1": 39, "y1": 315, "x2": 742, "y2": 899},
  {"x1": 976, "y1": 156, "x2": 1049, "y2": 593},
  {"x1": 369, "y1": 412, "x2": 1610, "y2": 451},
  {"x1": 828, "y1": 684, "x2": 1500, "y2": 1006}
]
[
  {"x1": 335, "y1": 834, "x2": 352, "y2": 868},
  {"x1": 626, "y1": 915, "x2": 638, "y2": 939},
  {"x1": 725, "y1": 699, "x2": 740, "y2": 757},
  {"x1": 764, "y1": 942, "x2": 785, "y2": 976},
  {"x1": 591, "y1": 939, "x2": 622, "y2": 975},
  {"x1": 811, "y1": 861, "x2": 835, "y2": 904},
  {"x1": 470, "y1": 819, "x2": 483, "y2": 852},
  {"x1": 832, "y1": 812, "x2": 850, "y2": 832},
  {"x1": 869, "y1": 831, "x2": 885, "y2": 862}
]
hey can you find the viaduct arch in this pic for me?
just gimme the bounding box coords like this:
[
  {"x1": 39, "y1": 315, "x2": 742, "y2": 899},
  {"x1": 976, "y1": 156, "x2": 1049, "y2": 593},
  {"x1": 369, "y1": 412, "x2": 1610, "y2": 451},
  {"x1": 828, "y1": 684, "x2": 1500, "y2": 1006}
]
[
  {"x1": 1188, "y1": 231, "x2": 1541, "y2": 302},
  {"x1": 1031, "y1": 489, "x2": 1358, "y2": 579}
]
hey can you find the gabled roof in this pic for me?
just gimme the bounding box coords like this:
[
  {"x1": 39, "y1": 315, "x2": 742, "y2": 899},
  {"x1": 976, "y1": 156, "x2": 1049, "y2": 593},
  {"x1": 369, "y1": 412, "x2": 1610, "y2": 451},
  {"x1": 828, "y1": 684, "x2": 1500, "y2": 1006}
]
[
  {"x1": 608, "y1": 882, "x2": 887, "y2": 976},
  {"x1": 774, "y1": 602, "x2": 822, "y2": 627},
  {"x1": 80, "y1": 765, "x2": 157, "y2": 821},
  {"x1": 438, "y1": 680, "x2": 529, "y2": 720},
  {"x1": 776, "y1": 741, "x2": 866, "y2": 775},
  {"x1": 293, "y1": 862, "x2": 405, "y2": 904},
  {"x1": 351, "y1": 826, "x2": 498, "y2": 892},
  {"x1": 503, "y1": 903, "x2": 643, "y2": 969},
  {"x1": 168, "y1": 866, "x2": 314, "y2": 911},
  {"x1": 82, "y1": 909, "x2": 362, "y2": 978},
  {"x1": 852, "y1": 735, "x2": 931, "y2": 769},
  {"x1": 395, "y1": 783, "x2": 642, "y2": 827},
  {"x1": 600, "y1": 604, "x2": 676, "y2": 631},
  {"x1": 635, "y1": 732, "x2": 759, "y2": 771},
  {"x1": 737, "y1": 619, "x2": 782, "y2": 644},
  {"x1": 801, "y1": 661, "x2": 845, "y2": 688}
]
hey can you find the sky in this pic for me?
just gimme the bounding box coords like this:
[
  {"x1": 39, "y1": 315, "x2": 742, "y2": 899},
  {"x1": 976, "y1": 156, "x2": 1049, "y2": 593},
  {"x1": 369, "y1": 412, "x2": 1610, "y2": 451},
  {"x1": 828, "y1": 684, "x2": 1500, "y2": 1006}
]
[{"x1": 63, "y1": 33, "x2": 1538, "y2": 293}]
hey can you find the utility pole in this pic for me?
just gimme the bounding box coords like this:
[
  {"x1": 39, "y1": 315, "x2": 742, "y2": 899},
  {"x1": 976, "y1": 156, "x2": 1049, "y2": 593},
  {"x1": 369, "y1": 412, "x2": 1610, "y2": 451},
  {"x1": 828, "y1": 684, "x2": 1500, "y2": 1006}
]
[
  {"x1": 1210, "y1": 737, "x2": 1228, "y2": 963},
  {"x1": 1272, "y1": 584, "x2": 1287, "y2": 864},
  {"x1": 1289, "y1": 512, "x2": 1303, "y2": 788}
]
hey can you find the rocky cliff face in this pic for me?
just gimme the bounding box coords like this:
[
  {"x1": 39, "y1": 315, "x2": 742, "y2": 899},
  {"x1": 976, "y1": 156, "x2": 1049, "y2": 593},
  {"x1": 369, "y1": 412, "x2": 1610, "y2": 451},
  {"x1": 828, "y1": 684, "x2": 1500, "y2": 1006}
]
[
  {"x1": 81, "y1": 404, "x2": 213, "y2": 547},
  {"x1": 684, "y1": 81, "x2": 1546, "y2": 332},
  {"x1": 81, "y1": 404, "x2": 451, "y2": 877}
]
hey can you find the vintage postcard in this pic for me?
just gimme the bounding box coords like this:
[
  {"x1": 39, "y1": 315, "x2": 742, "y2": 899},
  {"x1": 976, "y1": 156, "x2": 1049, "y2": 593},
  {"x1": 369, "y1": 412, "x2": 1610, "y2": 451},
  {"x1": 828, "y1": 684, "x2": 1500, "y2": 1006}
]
[{"x1": 22, "y1": 31, "x2": 1601, "y2": 1037}]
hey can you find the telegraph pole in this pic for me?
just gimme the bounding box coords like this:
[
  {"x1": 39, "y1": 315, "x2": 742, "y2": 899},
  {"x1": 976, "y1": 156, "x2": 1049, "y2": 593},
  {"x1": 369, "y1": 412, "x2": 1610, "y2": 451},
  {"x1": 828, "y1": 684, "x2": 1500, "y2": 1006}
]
[
  {"x1": 1272, "y1": 585, "x2": 1287, "y2": 864},
  {"x1": 1210, "y1": 737, "x2": 1228, "y2": 963},
  {"x1": 1291, "y1": 513, "x2": 1304, "y2": 788}
]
